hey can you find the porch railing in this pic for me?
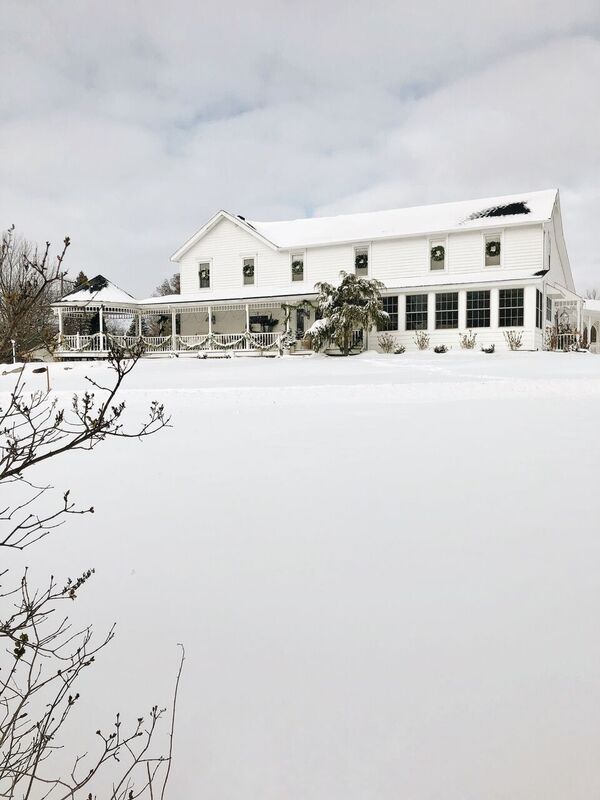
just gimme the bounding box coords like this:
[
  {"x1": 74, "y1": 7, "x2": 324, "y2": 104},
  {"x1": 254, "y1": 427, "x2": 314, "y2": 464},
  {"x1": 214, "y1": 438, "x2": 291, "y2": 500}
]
[
  {"x1": 552, "y1": 332, "x2": 581, "y2": 352},
  {"x1": 56, "y1": 332, "x2": 283, "y2": 355}
]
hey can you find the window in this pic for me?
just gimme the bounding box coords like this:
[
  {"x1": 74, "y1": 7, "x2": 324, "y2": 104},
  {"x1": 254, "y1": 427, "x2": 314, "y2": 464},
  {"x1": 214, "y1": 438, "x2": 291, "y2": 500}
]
[
  {"x1": 499, "y1": 288, "x2": 524, "y2": 327},
  {"x1": 466, "y1": 290, "x2": 490, "y2": 328},
  {"x1": 485, "y1": 234, "x2": 501, "y2": 267},
  {"x1": 355, "y1": 246, "x2": 369, "y2": 276},
  {"x1": 406, "y1": 294, "x2": 428, "y2": 330},
  {"x1": 199, "y1": 262, "x2": 210, "y2": 289},
  {"x1": 546, "y1": 296, "x2": 552, "y2": 323},
  {"x1": 378, "y1": 296, "x2": 398, "y2": 331},
  {"x1": 435, "y1": 292, "x2": 458, "y2": 329},
  {"x1": 242, "y1": 257, "x2": 255, "y2": 286},
  {"x1": 430, "y1": 240, "x2": 446, "y2": 271},
  {"x1": 536, "y1": 289, "x2": 543, "y2": 329},
  {"x1": 291, "y1": 253, "x2": 304, "y2": 282}
]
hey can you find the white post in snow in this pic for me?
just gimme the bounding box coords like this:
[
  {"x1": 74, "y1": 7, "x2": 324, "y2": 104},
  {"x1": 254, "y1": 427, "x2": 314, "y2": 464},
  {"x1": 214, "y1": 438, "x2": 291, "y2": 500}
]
[
  {"x1": 208, "y1": 305, "x2": 212, "y2": 335},
  {"x1": 137, "y1": 312, "x2": 143, "y2": 338},
  {"x1": 171, "y1": 309, "x2": 177, "y2": 352},
  {"x1": 245, "y1": 304, "x2": 250, "y2": 333}
]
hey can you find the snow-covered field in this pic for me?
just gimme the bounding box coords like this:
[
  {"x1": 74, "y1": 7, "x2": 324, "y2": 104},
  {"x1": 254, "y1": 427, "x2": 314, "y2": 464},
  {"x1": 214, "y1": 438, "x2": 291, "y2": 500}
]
[{"x1": 4, "y1": 351, "x2": 600, "y2": 799}]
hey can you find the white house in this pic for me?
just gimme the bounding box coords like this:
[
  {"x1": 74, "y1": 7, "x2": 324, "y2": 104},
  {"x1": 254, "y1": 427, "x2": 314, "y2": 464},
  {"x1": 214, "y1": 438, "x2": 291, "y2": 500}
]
[{"x1": 53, "y1": 188, "x2": 599, "y2": 356}]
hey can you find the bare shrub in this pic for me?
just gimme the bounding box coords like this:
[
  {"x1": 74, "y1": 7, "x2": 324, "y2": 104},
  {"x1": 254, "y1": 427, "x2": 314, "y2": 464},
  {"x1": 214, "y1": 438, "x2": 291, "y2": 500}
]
[
  {"x1": 413, "y1": 330, "x2": 430, "y2": 351},
  {"x1": 459, "y1": 330, "x2": 477, "y2": 349},
  {"x1": 377, "y1": 332, "x2": 396, "y2": 353},
  {"x1": 504, "y1": 330, "x2": 523, "y2": 351}
]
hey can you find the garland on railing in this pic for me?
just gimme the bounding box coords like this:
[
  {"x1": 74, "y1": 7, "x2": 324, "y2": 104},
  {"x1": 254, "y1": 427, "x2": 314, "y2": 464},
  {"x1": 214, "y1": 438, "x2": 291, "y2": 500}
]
[{"x1": 177, "y1": 333, "x2": 283, "y2": 352}]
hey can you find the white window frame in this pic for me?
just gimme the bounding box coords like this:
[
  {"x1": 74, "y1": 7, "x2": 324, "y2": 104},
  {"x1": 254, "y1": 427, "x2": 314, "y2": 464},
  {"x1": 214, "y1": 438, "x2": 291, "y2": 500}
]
[
  {"x1": 483, "y1": 230, "x2": 503, "y2": 268},
  {"x1": 429, "y1": 237, "x2": 448, "y2": 272},
  {"x1": 241, "y1": 253, "x2": 257, "y2": 287},
  {"x1": 290, "y1": 251, "x2": 306, "y2": 283},
  {"x1": 198, "y1": 258, "x2": 212, "y2": 290},
  {"x1": 354, "y1": 243, "x2": 370, "y2": 277}
]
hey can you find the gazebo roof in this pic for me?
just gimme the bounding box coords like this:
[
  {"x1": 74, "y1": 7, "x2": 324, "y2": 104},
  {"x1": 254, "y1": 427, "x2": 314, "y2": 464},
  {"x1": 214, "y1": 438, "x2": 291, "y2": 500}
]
[{"x1": 56, "y1": 275, "x2": 137, "y2": 306}]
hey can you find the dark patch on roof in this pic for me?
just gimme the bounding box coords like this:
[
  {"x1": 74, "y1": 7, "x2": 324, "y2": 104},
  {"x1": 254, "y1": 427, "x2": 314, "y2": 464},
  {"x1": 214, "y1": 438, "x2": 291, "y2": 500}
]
[
  {"x1": 64, "y1": 274, "x2": 109, "y2": 297},
  {"x1": 468, "y1": 201, "x2": 531, "y2": 221}
]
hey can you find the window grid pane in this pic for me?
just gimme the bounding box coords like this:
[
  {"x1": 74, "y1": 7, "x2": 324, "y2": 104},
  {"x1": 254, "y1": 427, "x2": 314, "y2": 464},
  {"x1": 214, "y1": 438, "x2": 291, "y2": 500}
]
[
  {"x1": 355, "y1": 247, "x2": 369, "y2": 276},
  {"x1": 378, "y1": 296, "x2": 399, "y2": 331},
  {"x1": 406, "y1": 294, "x2": 428, "y2": 330},
  {"x1": 199, "y1": 263, "x2": 210, "y2": 288},
  {"x1": 435, "y1": 292, "x2": 458, "y2": 329},
  {"x1": 499, "y1": 288, "x2": 524, "y2": 327},
  {"x1": 291, "y1": 254, "x2": 304, "y2": 282},
  {"x1": 243, "y1": 257, "x2": 255, "y2": 286},
  {"x1": 546, "y1": 296, "x2": 552, "y2": 322},
  {"x1": 466, "y1": 290, "x2": 490, "y2": 328},
  {"x1": 536, "y1": 289, "x2": 543, "y2": 329}
]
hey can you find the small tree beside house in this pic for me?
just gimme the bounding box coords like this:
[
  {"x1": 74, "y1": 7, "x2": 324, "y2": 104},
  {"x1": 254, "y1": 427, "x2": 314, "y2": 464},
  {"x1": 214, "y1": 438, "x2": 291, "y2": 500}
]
[{"x1": 308, "y1": 271, "x2": 388, "y2": 355}]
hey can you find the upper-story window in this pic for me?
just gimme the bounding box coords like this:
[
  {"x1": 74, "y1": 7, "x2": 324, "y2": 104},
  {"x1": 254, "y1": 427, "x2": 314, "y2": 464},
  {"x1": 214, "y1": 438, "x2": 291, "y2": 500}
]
[
  {"x1": 484, "y1": 234, "x2": 501, "y2": 267},
  {"x1": 199, "y1": 262, "x2": 211, "y2": 289},
  {"x1": 430, "y1": 240, "x2": 446, "y2": 271},
  {"x1": 291, "y1": 253, "x2": 304, "y2": 282},
  {"x1": 354, "y1": 246, "x2": 369, "y2": 276},
  {"x1": 243, "y1": 257, "x2": 255, "y2": 286}
]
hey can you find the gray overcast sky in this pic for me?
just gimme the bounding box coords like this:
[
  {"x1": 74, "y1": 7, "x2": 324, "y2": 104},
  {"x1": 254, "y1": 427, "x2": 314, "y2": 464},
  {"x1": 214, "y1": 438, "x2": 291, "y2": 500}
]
[{"x1": 1, "y1": 0, "x2": 599, "y2": 295}]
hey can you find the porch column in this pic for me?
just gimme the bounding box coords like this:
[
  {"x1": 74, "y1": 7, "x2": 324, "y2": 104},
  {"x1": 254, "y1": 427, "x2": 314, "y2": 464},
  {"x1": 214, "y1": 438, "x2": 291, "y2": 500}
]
[
  {"x1": 245, "y1": 303, "x2": 250, "y2": 332},
  {"x1": 208, "y1": 306, "x2": 212, "y2": 335},
  {"x1": 137, "y1": 312, "x2": 142, "y2": 337},
  {"x1": 57, "y1": 308, "x2": 63, "y2": 337},
  {"x1": 98, "y1": 306, "x2": 104, "y2": 350},
  {"x1": 171, "y1": 308, "x2": 177, "y2": 351}
]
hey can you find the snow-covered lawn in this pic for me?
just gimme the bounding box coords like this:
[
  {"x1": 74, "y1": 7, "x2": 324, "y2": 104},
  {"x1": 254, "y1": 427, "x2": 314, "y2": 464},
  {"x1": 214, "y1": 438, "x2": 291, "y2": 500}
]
[{"x1": 5, "y1": 352, "x2": 600, "y2": 799}]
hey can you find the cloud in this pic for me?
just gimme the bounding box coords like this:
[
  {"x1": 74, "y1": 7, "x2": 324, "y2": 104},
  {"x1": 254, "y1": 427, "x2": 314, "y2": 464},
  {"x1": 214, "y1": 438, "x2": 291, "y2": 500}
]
[{"x1": 0, "y1": 1, "x2": 599, "y2": 292}]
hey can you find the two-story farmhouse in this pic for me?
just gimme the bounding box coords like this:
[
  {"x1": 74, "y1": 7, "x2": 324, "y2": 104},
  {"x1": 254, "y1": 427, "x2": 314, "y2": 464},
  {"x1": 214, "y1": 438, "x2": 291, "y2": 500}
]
[{"x1": 54, "y1": 189, "x2": 597, "y2": 356}]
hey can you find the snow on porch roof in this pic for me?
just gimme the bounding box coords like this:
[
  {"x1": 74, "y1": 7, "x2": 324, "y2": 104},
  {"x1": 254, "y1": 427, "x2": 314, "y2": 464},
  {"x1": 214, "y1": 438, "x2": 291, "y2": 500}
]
[
  {"x1": 245, "y1": 189, "x2": 558, "y2": 249},
  {"x1": 56, "y1": 275, "x2": 136, "y2": 305}
]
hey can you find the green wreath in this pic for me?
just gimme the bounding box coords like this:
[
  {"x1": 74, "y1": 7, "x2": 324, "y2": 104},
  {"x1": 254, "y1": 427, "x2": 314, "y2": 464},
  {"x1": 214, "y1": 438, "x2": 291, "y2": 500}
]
[
  {"x1": 355, "y1": 252, "x2": 368, "y2": 271},
  {"x1": 430, "y1": 245, "x2": 445, "y2": 262},
  {"x1": 199, "y1": 268, "x2": 210, "y2": 281},
  {"x1": 243, "y1": 263, "x2": 255, "y2": 277},
  {"x1": 486, "y1": 240, "x2": 500, "y2": 258},
  {"x1": 291, "y1": 260, "x2": 304, "y2": 275}
]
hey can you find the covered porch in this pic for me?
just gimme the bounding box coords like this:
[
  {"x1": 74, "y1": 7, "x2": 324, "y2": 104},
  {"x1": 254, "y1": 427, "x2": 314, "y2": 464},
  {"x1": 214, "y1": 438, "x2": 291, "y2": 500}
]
[{"x1": 53, "y1": 294, "x2": 319, "y2": 358}]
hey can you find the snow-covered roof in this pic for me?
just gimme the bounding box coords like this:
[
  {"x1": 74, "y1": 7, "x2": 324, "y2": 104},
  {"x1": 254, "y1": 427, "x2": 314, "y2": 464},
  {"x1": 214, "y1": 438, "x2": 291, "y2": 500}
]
[
  {"x1": 56, "y1": 275, "x2": 136, "y2": 305},
  {"x1": 138, "y1": 287, "x2": 317, "y2": 306},
  {"x1": 172, "y1": 190, "x2": 558, "y2": 260},
  {"x1": 247, "y1": 190, "x2": 558, "y2": 249}
]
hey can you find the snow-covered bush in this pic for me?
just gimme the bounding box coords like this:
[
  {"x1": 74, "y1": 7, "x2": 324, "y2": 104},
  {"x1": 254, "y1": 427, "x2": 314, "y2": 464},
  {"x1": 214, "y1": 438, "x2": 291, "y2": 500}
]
[
  {"x1": 413, "y1": 330, "x2": 430, "y2": 351},
  {"x1": 504, "y1": 330, "x2": 523, "y2": 351},
  {"x1": 377, "y1": 332, "x2": 396, "y2": 353},
  {"x1": 394, "y1": 344, "x2": 406, "y2": 354},
  {"x1": 434, "y1": 344, "x2": 448, "y2": 353},
  {"x1": 459, "y1": 330, "x2": 477, "y2": 349},
  {"x1": 482, "y1": 344, "x2": 495, "y2": 354}
]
